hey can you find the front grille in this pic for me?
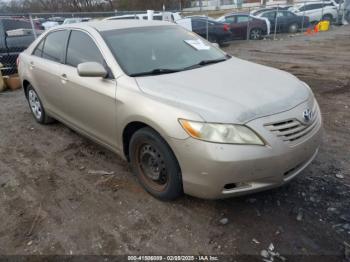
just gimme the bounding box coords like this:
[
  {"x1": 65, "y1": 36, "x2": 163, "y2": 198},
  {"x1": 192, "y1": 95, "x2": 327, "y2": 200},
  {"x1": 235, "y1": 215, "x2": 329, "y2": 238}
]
[{"x1": 265, "y1": 105, "x2": 320, "y2": 144}]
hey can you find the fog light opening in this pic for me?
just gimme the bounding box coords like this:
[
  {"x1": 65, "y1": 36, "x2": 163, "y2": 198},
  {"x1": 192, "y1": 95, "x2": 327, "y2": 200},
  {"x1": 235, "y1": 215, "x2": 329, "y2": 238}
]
[{"x1": 224, "y1": 183, "x2": 237, "y2": 190}]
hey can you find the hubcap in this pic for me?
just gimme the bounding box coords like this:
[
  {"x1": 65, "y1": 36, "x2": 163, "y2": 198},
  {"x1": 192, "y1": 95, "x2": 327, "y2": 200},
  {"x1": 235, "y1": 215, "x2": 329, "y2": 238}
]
[
  {"x1": 28, "y1": 90, "x2": 42, "y2": 120},
  {"x1": 290, "y1": 24, "x2": 298, "y2": 33},
  {"x1": 138, "y1": 144, "x2": 168, "y2": 187},
  {"x1": 251, "y1": 30, "x2": 260, "y2": 40}
]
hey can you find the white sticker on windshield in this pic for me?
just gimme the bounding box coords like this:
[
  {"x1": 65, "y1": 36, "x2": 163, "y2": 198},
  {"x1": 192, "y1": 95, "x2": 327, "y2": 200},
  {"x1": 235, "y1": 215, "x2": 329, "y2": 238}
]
[{"x1": 184, "y1": 39, "x2": 210, "y2": 50}]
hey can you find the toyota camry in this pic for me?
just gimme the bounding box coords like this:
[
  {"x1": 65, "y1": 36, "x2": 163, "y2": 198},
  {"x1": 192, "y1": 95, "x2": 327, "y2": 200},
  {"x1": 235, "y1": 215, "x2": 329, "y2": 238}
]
[{"x1": 18, "y1": 20, "x2": 322, "y2": 200}]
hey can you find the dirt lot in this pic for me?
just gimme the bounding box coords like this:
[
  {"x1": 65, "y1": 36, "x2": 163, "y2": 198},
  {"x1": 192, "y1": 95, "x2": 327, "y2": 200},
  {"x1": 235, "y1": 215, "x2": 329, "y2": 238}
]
[{"x1": 0, "y1": 26, "x2": 349, "y2": 261}]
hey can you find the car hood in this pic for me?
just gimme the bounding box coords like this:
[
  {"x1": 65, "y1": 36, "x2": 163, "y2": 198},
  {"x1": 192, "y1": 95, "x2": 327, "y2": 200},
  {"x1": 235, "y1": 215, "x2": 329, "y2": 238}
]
[{"x1": 135, "y1": 57, "x2": 310, "y2": 124}]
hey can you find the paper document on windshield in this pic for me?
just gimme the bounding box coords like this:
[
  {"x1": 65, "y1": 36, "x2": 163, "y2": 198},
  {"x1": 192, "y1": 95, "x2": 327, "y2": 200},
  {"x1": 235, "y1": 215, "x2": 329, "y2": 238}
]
[{"x1": 184, "y1": 39, "x2": 210, "y2": 51}]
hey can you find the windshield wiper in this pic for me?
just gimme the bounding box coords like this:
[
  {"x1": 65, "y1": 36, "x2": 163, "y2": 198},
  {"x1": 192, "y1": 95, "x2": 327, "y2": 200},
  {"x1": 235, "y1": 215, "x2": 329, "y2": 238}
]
[
  {"x1": 130, "y1": 68, "x2": 181, "y2": 77},
  {"x1": 183, "y1": 57, "x2": 229, "y2": 70},
  {"x1": 130, "y1": 56, "x2": 230, "y2": 77},
  {"x1": 198, "y1": 58, "x2": 228, "y2": 66}
]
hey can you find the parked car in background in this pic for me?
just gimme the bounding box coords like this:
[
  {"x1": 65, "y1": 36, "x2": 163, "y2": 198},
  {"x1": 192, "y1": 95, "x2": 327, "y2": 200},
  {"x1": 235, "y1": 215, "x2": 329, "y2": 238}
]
[
  {"x1": 0, "y1": 19, "x2": 38, "y2": 75},
  {"x1": 42, "y1": 21, "x2": 59, "y2": 30},
  {"x1": 42, "y1": 17, "x2": 65, "y2": 29},
  {"x1": 176, "y1": 17, "x2": 232, "y2": 45},
  {"x1": 18, "y1": 20, "x2": 322, "y2": 200},
  {"x1": 104, "y1": 12, "x2": 182, "y2": 23},
  {"x1": 63, "y1": 18, "x2": 91, "y2": 25},
  {"x1": 217, "y1": 13, "x2": 269, "y2": 40},
  {"x1": 255, "y1": 10, "x2": 310, "y2": 33},
  {"x1": 49, "y1": 17, "x2": 65, "y2": 24},
  {"x1": 290, "y1": 1, "x2": 338, "y2": 23},
  {"x1": 251, "y1": 5, "x2": 292, "y2": 16}
]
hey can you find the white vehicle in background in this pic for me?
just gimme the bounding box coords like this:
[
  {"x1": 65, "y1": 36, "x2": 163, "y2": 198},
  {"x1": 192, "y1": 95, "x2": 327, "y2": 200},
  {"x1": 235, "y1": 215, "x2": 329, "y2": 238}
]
[
  {"x1": 41, "y1": 21, "x2": 59, "y2": 30},
  {"x1": 104, "y1": 12, "x2": 182, "y2": 23},
  {"x1": 63, "y1": 18, "x2": 91, "y2": 24},
  {"x1": 290, "y1": 1, "x2": 339, "y2": 23}
]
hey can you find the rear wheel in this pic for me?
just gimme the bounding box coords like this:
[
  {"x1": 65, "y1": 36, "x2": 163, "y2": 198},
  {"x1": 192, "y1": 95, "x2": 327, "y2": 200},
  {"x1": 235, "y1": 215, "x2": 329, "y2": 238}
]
[
  {"x1": 288, "y1": 23, "x2": 299, "y2": 34},
  {"x1": 26, "y1": 85, "x2": 55, "y2": 124},
  {"x1": 129, "y1": 127, "x2": 183, "y2": 200},
  {"x1": 249, "y1": 28, "x2": 262, "y2": 40},
  {"x1": 208, "y1": 34, "x2": 222, "y2": 45}
]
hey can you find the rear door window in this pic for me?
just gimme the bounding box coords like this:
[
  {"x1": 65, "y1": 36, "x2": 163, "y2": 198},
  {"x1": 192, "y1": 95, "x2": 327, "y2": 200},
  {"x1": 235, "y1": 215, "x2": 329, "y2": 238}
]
[
  {"x1": 277, "y1": 11, "x2": 286, "y2": 17},
  {"x1": 286, "y1": 11, "x2": 296, "y2": 17},
  {"x1": 41, "y1": 30, "x2": 69, "y2": 63},
  {"x1": 224, "y1": 16, "x2": 235, "y2": 23},
  {"x1": 192, "y1": 20, "x2": 206, "y2": 29},
  {"x1": 65, "y1": 30, "x2": 105, "y2": 68},
  {"x1": 236, "y1": 15, "x2": 251, "y2": 23}
]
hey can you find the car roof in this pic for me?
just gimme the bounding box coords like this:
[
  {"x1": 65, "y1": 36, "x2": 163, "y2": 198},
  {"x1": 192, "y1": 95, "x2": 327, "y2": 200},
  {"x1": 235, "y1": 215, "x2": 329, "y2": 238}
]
[
  {"x1": 300, "y1": 1, "x2": 332, "y2": 4},
  {"x1": 55, "y1": 20, "x2": 175, "y2": 32},
  {"x1": 226, "y1": 12, "x2": 250, "y2": 16},
  {"x1": 251, "y1": 8, "x2": 275, "y2": 14}
]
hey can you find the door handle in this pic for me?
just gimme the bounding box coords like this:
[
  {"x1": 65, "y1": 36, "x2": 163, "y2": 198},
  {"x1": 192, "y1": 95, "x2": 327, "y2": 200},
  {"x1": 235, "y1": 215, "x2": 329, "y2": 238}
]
[
  {"x1": 60, "y1": 74, "x2": 68, "y2": 82},
  {"x1": 29, "y1": 61, "x2": 35, "y2": 69}
]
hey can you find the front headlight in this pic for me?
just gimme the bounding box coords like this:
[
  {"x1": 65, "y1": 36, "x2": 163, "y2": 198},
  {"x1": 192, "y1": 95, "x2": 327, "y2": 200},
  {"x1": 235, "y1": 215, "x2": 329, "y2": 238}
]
[{"x1": 179, "y1": 119, "x2": 265, "y2": 145}]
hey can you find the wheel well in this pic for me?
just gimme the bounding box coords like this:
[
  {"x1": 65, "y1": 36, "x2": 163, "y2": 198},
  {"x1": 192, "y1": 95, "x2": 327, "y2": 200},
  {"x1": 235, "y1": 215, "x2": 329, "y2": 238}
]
[
  {"x1": 250, "y1": 27, "x2": 260, "y2": 31},
  {"x1": 122, "y1": 122, "x2": 148, "y2": 161},
  {"x1": 23, "y1": 80, "x2": 30, "y2": 99},
  {"x1": 323, "y1": 13, "x2": 333, "y2": 19}
]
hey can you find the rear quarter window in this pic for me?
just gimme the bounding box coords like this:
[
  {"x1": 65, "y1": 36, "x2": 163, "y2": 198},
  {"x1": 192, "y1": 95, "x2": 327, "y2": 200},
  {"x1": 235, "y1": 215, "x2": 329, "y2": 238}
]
[{"x1": 33, "y1": 39, "x2": 45, "y2": 57}]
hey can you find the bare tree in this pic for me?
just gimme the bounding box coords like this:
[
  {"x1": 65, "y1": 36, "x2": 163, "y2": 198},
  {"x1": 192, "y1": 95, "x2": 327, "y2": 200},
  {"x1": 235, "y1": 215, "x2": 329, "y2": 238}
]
[{"x1": 0, "y1": 0, "x2": 191, "y2": 12}]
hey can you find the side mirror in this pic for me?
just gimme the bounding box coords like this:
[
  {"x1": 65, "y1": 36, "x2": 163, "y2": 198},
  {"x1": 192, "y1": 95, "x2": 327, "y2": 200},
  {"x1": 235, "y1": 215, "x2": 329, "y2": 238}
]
[{"x1": 77, "y1": 62, "x2": 107, "y2": 78}]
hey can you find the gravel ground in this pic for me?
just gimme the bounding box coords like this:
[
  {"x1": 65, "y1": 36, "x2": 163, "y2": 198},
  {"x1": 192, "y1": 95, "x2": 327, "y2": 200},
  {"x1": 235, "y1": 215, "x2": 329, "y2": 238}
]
[{"x1": 0, "y1": 26, "x2": 349, "y2": 261}]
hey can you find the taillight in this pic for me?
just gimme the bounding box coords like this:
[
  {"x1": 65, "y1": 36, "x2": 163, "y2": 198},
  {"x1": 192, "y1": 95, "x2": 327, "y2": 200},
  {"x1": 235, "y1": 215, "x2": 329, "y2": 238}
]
[{"x1": 223, "y1": 24, "x2": 230, "y2": 32}]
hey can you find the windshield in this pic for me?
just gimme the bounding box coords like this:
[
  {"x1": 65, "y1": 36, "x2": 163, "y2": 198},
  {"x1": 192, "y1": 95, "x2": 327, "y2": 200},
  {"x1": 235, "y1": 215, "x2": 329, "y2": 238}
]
[{"x1": 101, "y1": 25, "x2": 228, "y2": 76}]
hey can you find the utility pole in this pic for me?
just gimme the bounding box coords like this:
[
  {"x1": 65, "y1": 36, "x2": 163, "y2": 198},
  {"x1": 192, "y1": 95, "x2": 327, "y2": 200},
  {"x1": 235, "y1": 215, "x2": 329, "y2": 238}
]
[{"x1": 199, "y1": 0, "x2": 203, "y2": 11}]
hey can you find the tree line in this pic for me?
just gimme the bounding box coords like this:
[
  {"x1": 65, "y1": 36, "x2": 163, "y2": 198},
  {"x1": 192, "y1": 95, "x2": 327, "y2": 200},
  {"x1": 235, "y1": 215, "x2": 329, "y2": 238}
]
[{"x1": 0, "y1": 0, "x2": 193, "y2": 13}]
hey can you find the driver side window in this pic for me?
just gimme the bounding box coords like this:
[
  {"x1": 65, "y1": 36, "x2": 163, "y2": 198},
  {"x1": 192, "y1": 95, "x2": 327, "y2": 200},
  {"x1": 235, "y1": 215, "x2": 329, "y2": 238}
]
[
  {"x1": 65, "y1": 30, "x2": 105, "y2": 68},
  {"x1": 262, "y1": 11, "x2": 275, "y2": 19}
]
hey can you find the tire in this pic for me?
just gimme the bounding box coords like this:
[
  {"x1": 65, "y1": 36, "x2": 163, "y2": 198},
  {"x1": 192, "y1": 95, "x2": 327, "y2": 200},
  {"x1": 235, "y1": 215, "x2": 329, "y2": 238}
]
[
  {"x1": 249, "y1": 28, "x2": 262, "y2": 40},
  {"x1": 208, "y1": 34, "x2": 218, "y2": 43},
  {"x1": 26, "y1": 85, "x2": 55, "y2": 124},
  {"x1": 129, "y1": 127, "x2": 183, "y2": 200},
  {"x1": 322, "y1": 14, "x2": 333, "y2": 23},
  {"x1": 208, "y1": 35, "x2": 225, "y2": 47},
  {"x1": 288, "y1": 23, "x2": 299, "y2": 34}
]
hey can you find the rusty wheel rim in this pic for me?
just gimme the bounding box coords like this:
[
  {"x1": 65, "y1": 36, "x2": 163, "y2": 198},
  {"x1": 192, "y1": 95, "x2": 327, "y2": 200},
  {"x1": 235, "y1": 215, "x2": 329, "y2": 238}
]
[{"x1": 136, "y1": 143, "x2": 168, "y2": 192}]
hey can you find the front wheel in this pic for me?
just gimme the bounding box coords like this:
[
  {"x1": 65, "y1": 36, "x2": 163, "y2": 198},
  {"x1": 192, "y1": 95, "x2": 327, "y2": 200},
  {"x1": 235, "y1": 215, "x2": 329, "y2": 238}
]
[{"x1": 129, "y1": 127, "x2": 183, "y2": 200}]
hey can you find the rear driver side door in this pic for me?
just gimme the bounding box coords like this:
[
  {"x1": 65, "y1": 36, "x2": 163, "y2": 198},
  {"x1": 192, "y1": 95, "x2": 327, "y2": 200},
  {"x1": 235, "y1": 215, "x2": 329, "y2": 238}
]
[
  {"x1": 59, "y1": 30, "x2": 117, "y2": 148},
  {"x1": 30, "y1": 30, "x2": 69, "y2": 116}
]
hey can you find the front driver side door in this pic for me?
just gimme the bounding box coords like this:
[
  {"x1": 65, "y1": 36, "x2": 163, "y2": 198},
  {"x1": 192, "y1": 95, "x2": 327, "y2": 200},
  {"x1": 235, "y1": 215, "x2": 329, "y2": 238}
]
[{"x1": 59, "y1": 30, "x2": 117, "y2": 148}]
